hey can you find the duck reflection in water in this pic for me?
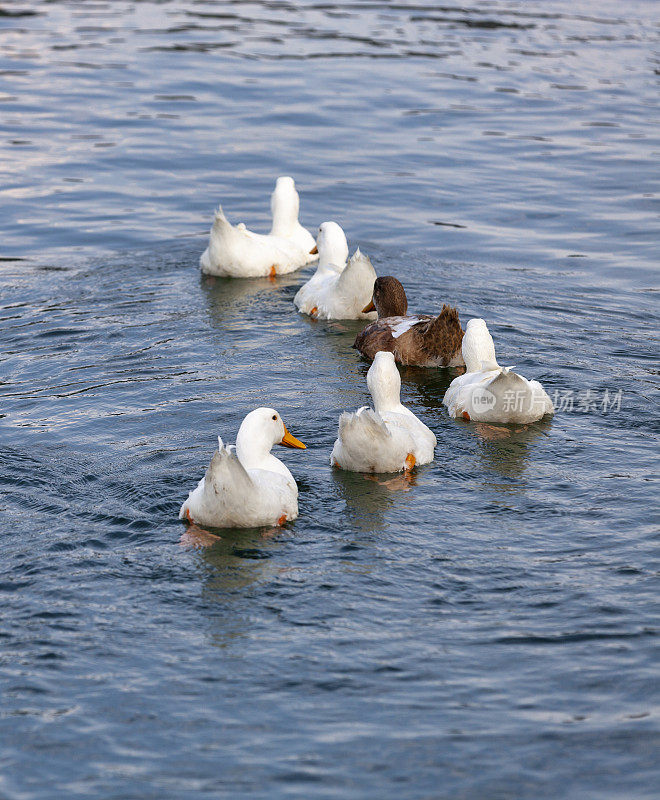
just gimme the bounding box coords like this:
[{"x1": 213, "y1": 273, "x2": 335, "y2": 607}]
[
  {"x1": 200, "y1": 272, "x2": 285, "y2": 326},
  {"x1": 179, "y1": 524, "x2": 289, "y2": 650},
  {"x1": 181, "y1": 523, "x2": 287, "y2": 596},
  {"x1": 332, "y1": 467, "x2": 420, "y2": 533},
  {"x1": 364, "y1": 471, "x2": 418, "y2": 492},
  {"x1": 181, "y1": 520, "x2": 287, "y2": 549},
  {"x1": 470, "y1": 416, "x2": 553, "y2": 482}
]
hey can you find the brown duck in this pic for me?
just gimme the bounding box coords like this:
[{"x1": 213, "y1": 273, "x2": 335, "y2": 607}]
[{"x1": 353, "y1": 276, "x2": 465, "y2": 367}]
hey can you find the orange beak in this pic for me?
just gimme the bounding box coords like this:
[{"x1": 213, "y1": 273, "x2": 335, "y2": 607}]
[
  {"x1": 309, "y1": 245, "x2": 318, "y2": 255},
  {"x1": 362, "y1": 299, "x2": 376, "y2": 313},
  {"x1": 280, "y1": 423, "x2": 306, "y2": 449}
]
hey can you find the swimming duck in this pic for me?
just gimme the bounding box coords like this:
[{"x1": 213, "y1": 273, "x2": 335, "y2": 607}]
[
  {"x1": 443, "y1": 319, "x2": 554, "y2": 424},
  {"x1": 294, "y1": 222, "x2": 378, "y2": 320},
  {"x1": 294, "y1": 221, "x2": 347, "y2": 313},
  {"x1": 200, "y1": 177, "x2": 317, "y2": 278},
  {"x1": 331, "y1": 351, "x2": 436, "y2": 473},
  {"x1": 354, "y1": 276, "x2": 464, "y2": 367},
  {"x1": 179, "y1": 407, "x2": 306, "y2": 528}
]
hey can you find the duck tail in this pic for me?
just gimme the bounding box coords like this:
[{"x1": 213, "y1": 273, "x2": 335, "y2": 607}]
[
  {"x1": 205, "y1": 442, "x2": 253, "y2": 495},
  {"x1": 209, "y1": 205, "x2": 225, "y2": 232},
  {"x1": 337, "y1": 249, "x2": 376, "y2": 296},
  {"x1": 338, "y1": 407, "x2": 389, "y2": 442},
  {"x1": 426, "y1": 304, "x2": 465, "y2": 364},
  {"x1": 436, "y1": 304, "x2": 461, "y2": 328}
]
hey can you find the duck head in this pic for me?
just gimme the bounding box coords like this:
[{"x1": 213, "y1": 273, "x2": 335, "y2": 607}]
[
  {"x1": 362, "y1": 276, "x2": 408, "y2": 317},
  {"x1": 270, "y1": 177, "x2": 302, "y2": 238},
  {"x1": 311, "y1": 221, "x2": 349, "y2": 270},
  {"x1": 367, "y1": 351, "x2": 402, "y2": 414},
  {"x1": 236, "y1": 407, "x2": 306, "y2": 469},
  {"x1": 462, "y1": 319, "x2": 499, "y2": 373}
]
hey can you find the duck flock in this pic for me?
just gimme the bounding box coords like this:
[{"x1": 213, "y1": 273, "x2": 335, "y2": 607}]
[{"x1": 180, "y1": 177, "x2": 554, "y2": 530}]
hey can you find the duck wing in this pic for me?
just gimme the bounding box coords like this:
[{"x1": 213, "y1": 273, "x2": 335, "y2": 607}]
[
  {"x1": 445, "y1": 368, "x2": 553, "y2": 422},
  {"x1": 381, "y1": 409, "x2": 436, "y2": 464},
  {"x1": 353, "y1": 314, "x2": 427, "y2": 359},
  {"x1": 484, "y1": 370, "x2": 554, "y2": 421},
  {"x1": 201, "y1": 206, "x2": 304, "y2": 277},
  {"x1": 332, "y1": 407, "x2": 414, "y2": 472},
  {"x1": 353, "y1": 319, "x2": 397, "y2": 360},
  {"x1": 179, "y1": 440, "x2": 256, "y2": 526},
  {"x1": 339, "y1": 406, "x2": 391, "y2": 441},
  {"x1": 398, "y1": 305, "x2": 464, "y2": 366},
  {"x1": 330, "y1": 250, "x2": 377, "y2": 319},
  {"x1": 354, "y1": 307, "x2": 463, "y2": 366},
  {"x1": 204, "y1": 443, "x2": 254, "y2": 498},
  {"x1": 443, "y1": 368, "x2": 482, "y2": 414},
  {"x1": 294, "y1": 269, "x2": 336, "y2": 313}
]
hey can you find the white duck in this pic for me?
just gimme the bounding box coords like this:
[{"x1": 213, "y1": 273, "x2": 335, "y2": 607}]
[
  {"x1": 294, "y1": 221, "x2": 347, "y2": 313},
  {"x1": 200, "y1": 177, "x2": 317, "y2": 278},
  {"x1": 179, "y1": 407, "x2": 306, "y2": 528},
  {"x1": 331, "y1": 351, "x2": 436, "y2": 473},
  {"x1": 294, "y1": 221, "x2": 378, "y2": 320},
  {"x1": 443, "y1": 319, "x2": 554, "y2": 424}
]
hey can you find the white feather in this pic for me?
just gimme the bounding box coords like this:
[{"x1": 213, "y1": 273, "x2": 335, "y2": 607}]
[
  {"x1": 444, "y1": 319, "x2": 554, "y2": 423},
  {"x1": 390, "y1": 316, "x2": 422, "y2": 339},
  {"x1": 179, "y1": 408, "x2": 303, "y2": 528},
  {"x1": 200, "y1": 177, "x2": 316, "y2": 277},
  {"x1": 295, "y1": 235, "x2": 378, "y2": 320},
  {"x1": 331, "y1": 352, "x2": 436, "y2": 472}
]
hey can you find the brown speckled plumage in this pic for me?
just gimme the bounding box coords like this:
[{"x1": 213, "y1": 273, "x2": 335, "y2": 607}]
[{"x1": 354, "y1": 277, "x2": 464, "y2": 367}]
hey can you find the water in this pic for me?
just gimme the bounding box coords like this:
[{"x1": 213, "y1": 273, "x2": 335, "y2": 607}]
[{"x1": 1, "y1": 2, "x2": 658, "y2": 798}]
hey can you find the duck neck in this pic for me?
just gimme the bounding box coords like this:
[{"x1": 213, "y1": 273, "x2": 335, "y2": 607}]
[
  {"x1": 313, "y1": 261, "x2": 339, "y2": 279},
  {"x1": 271, "y1": 208, "x2": 298, "y2": 238},
  {"x1": 463, "y1": 323, "x2": 500, "y2": 373},
  {"x1": 270, "y1": 187, "x2": 299, "y2": 238},
  {"x1": 318, "y1": 239, "x2": 348, "y2": 273},
  {"x1": 236, "y1": 428, "x2": 282, "y2": 474},
  {"x1": 368, "y1": 361, "x2": 403, "y2": 415},
  {"x1": 465, "y1": 354, "x2": 498, "y2": 372},
  {"x1": 373, "y1": 393, "x2": 404, "y2": 415}
]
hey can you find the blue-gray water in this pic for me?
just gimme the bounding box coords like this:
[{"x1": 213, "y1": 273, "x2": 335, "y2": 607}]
[{"x1": 1, "y1": 2, "x2": 658, "y2": 798}]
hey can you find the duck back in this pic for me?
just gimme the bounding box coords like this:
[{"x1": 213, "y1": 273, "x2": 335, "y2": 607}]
[{"x1": 354, "y1": 304, "x2": 464, "y2": 367}]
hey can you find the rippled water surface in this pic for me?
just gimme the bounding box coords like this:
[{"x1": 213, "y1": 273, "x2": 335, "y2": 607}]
[{"x1": 1, "y1": 2, "x2": 658, "y2": 798}]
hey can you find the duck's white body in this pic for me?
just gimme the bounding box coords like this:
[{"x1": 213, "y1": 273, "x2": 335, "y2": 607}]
[
  {"x1": 443, "y1": 319, "x2": 554, "y2": 424},
  {"x1": 294, "y1": 222, "x2": 377, "y2": 320},
  {"x1": 179, "y1": 408, "x2": 306, "y2": 528},
  {"x1": 200, "y1": 177, "x2": 316, "y2": 278},
  {"x1": 331, "y1": 352, "x2": 436, "y2": 472}
]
